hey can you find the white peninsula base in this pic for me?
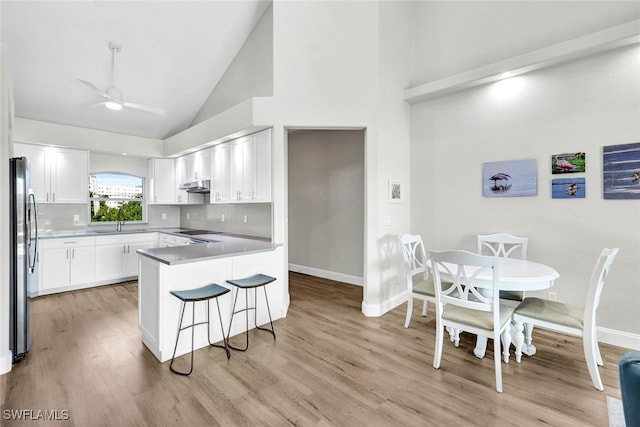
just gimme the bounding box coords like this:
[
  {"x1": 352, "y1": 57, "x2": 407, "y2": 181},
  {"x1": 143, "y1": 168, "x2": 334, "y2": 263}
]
[{"x1": 138, "y1": 247, "x2": 284, "y2": 362}]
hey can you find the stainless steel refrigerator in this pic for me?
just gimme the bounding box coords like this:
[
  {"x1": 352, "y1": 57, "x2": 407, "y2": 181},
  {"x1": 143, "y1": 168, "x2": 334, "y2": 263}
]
[{"x1": 9, "y1": 156, "x2": 39, "y2": 363}]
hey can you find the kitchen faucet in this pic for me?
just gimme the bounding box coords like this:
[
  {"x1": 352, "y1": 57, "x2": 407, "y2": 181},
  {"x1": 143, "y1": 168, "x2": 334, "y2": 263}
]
[{"x1": 116, "y1": 208, "x2": 125, "y2": 232}]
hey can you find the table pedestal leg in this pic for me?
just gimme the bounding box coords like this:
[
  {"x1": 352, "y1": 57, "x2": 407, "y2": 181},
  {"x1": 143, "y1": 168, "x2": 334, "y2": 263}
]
[
  {"x1": 522, "y1": 321, "x2": 537, "y2": 356},
  {"x1": 513, "y1": 320, "x2": 525, "y2": 363}
]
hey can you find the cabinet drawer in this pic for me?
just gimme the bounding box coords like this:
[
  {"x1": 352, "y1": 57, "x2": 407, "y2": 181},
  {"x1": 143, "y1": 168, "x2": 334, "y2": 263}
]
[{"x1": 41, "y1": 236, "x2": 96, "y2": 249}]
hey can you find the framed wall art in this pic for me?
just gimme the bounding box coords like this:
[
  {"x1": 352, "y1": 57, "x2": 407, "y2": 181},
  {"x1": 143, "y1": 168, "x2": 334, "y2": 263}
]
[
  {"x1": 552, "y1": 177, "x2": 585, "y2": 199},
  {"x1": 388, "y1": 180, "x2": 402, "y2": 203},
  {"x1": 603, "y1": 142, "x2": 640, "y2": 199},
  {"x1": 551, "y1": 152, "x2": 585, "y2": 174},
  {"x1": 482, "y1": 159, "x2": 537, "y2": 197}
]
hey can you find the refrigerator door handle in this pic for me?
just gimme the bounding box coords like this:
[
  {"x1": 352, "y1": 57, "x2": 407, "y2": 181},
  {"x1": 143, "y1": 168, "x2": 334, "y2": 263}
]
[{"x1": 28, "y1": 191, "x2": 39, "y2": 274}]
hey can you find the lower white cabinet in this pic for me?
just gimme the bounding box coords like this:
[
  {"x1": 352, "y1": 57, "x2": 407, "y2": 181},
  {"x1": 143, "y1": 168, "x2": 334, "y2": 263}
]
[
  {"x1": 95, "y1": 234, "x2": 156, "y2": 282},
  {"x1": 39, "y1": 237, "x2": 96, "y2": 295}
]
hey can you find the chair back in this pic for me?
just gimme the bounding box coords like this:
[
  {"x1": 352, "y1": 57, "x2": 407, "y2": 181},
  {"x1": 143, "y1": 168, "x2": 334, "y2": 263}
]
[
  {"x1": 399, "y1": 234, "x2": 429, "y2": 291},
  {"x1": 478, "y1": 233, "x2": 528, "y2": 260},
  {"x1": 429, "y1": 250, "x2": 499, "y2": 315},
  {"x1": 583, "y1": 248, "x2": 619, "y2": 336}
]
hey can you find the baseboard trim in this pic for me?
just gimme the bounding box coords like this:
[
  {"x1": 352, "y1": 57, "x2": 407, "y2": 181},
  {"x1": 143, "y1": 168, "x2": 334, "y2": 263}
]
[
  {"x1": 0, "y1": 350, "x2": 12, "y2": 375},
  {"x1": 598, "y1": 326, "x2": 640, "y2": 351},
  {"x1": 288, "y1": 264, "x2": 363, "y2": 287},
  {"x1": 362, "y1": 290, "x2": 408, "y2": 317}
]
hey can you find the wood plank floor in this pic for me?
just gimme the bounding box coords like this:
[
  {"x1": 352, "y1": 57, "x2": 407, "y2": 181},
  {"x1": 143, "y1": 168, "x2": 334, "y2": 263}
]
[{"x1": 1, "y1": 272, "x2": 628, "y2": 426}]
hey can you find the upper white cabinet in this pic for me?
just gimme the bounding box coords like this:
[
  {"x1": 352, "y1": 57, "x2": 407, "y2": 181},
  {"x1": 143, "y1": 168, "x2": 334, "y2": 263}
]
[
  {"x1": 147, "y1": 158, "x2": 175, "y2": 204},
  {"x1": 14, "y1": 143, "x2": 88, "y2": 204},
  {"x1": 175, "y1": 155, "x2": 204, "y2": 205},
  {"x1": 210, "y1": 143, "x2": 231, "y2": 203},
  {"x1": 216, "y1": 128, "x2": 272, "y2": 204},
  {"x1": 178, "y1": 149, "x2": 212, "y2": 183}
]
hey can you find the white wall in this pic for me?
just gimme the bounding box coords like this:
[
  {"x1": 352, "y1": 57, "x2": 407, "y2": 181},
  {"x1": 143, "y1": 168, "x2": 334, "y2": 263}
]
[
  {"x1": 288, "y1": 130, "x2": 364, "y2": 282},
  {"x1": 410, "y1": 44, "x2": 640, "y2": 342},
  {"x1": 190, "y1": 4, "x2": 273, "y2": 126},
  {"x1": 1, "y1": 43, "x2": 15, "y2": 375},
  {"x1": 412, "y1": 1, "x2": 640, "y2": 85}
]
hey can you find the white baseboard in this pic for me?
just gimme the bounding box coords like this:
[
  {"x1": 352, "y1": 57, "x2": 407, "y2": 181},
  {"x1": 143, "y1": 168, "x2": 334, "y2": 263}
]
[
  {"x1": 362, "y1": 290, "x2": 408, "y2": 317},
  {"x1": 598, "y1": 326, "x2": 640, "y2": 351},
  {"x1": 288, "y1": 264, "x2": 363, "y2": 287},
  {"x1": 0, "y1": 350, "x2": 12, "y2": 375}
]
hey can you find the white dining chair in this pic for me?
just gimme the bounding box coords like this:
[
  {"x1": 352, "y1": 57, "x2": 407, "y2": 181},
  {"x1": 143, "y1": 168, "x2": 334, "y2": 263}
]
[
  {"x1": 399, "y1": 234, "x2": 435, "y2": 328},
  {"x1": 430, "y1": 249, "x2": 515, "y2": 393},
  {"x1": 513, "y1": 247, "x2": 619, "y2": 391},
  {"x1": 477, "y1": 233, "x2": 528, "y2": 302}
]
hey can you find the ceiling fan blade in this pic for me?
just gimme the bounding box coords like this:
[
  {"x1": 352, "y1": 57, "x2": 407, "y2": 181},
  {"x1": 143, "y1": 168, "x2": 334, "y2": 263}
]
[
  {"x1": 122, "y1": 101, "x2": 166, "y2": 115},
  {"x1": 77, "y1": 78, "x2": 109, "y2": 98},
  {"x1": 81, "y1": 101, "x2": 107, "y2": 108}
]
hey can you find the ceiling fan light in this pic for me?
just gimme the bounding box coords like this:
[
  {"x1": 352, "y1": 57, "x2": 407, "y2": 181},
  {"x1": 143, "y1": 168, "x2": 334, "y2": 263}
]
[{"x1": 105, "y1": 100, "x2": 123, "y2": 111}]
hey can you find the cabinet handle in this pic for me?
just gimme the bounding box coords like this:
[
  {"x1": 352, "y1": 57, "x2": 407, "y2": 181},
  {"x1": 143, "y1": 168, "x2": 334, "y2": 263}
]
[
  {"x1": 46, "y1": 193, "x2": 49, "y2": 202},
  {"x1": 52, "y1": 193, "x2": 55, "y2": 202},
  {"x1": 66, "y1": 249, "x2": 69, "y2": 259},
  {"x1": 123, "y1": 245, "x2": 126, "y2": 254},
  {"x1": 72, "y1": 249, "x2": 75, "y2": 259},
  {"x1": 128, "y1": 245, "x2": 130, "y2": 253}
]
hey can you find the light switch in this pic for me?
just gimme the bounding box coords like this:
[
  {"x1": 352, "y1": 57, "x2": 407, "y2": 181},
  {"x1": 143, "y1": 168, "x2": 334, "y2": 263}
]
[
  {"x1": 73, "y1": 214, "x2": 80, "y2": 222},
  {"x1": 161, "y1": 213, "x2": 167, "y2": 220},
  {"x1": 383, "y1": 215, "x2": 391, "y2": 226},
  {"x1": 186, "y1": 212, "x2": 190, "y2": 220},
  {"x1": 243, "y1": 215, "x2": 248, "y2": 223},
  {"x1": 221, "y1": 214, "x2": 225, "y2": 222}
]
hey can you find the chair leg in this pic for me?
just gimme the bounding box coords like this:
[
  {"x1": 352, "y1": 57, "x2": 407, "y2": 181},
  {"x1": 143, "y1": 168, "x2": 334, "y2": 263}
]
[
  {"x1": 593, "y1": 331, "x2": 603, "y2": 366},
  {"x1": 494, "y1": 332, "x2": 503, "y2": 393},
  {"x1": 404, "y1": 297, "x2": 413, "y2": 328},
  {"x1": 206, "y1": 299, "x2": 230, "y2": 360},
  {"x1": 421, "y1": 300, "x2": 428, "y2": 317},
  {"x1": 227, "y1": 287, "x2": 250, "y2": 352},
  {"x1": 170, "y1": 301, "x2": 195, "y2": 376},
  {"x1": 584, "y1": 334, "x2": 604, "y2": 391},
  {"x1": 254, "y1": 286, "x2": 276, "y2": 340},
  {"x1": 433, "y1": 323, "x2": 444, "y2": 369},
  {"x1": 501, "y1": 325, "x2": 512, "y2": 364}
]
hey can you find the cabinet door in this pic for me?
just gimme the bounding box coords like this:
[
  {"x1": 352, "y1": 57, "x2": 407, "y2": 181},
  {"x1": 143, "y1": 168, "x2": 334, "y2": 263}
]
[
  {"x1": 95, "y1": 244, "x2": 125, "y2": 282},
  {"x1": 149, "y1": 158, "x2": 175, "y2": 204},
  {"x1": 70, "y1": 246, "x2": 95, "y2": 286},
  {"x1": 50, "y1": 148, "x2": 88, "y2": 204},
  {"x1": 174, "y1": 156, "x2": 189, "y2": 204},
  {"x1": 14, "y1": 143, "x2": 50, "y2": 203},
  {"x1": 124, "y1": 241, "x2": 155, "y2": 277},
  {"x1": 211, "y1": 143, "x2": 230, "y2": 203},
  {"x1": 230, "y1": 137, "x2": 253, "y2": 202},
  {"x1": 40, "y1": 248, "x2": 70, "y2": 290},
  {"x1": 252, "y1": 129, "x2": 272, "y2": 202},
  {"x1": 193, "y1": 149, "x2": 211, "y2": 181}
]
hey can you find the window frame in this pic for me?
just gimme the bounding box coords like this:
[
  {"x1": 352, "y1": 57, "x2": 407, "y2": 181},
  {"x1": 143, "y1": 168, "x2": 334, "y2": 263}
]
[{"x1": 88, "y1": 171, "x2": 146, "y2": 224}]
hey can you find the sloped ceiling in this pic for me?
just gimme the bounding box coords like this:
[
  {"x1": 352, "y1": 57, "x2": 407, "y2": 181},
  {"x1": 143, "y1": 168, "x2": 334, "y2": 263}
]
[{"x1": 1, "y1": 1, "x2": 271, "y2": 140}]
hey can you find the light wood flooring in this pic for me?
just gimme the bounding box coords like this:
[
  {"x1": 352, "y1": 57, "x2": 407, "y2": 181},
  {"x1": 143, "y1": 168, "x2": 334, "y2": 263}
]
[{"x1": 1, "y1": 272, "x2": 629, "y2": 426}]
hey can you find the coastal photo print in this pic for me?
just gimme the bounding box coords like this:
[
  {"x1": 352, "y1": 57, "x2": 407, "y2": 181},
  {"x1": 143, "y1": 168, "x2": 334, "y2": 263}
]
[
  {"x1": 603, "y1": 142, "x2": 640, "y2": 199},
  {"x1": 482, "y1": 159, "x2": 537, "y2": 197},
  {"x1": 552, "y1": 177, "x2": 585, "y2": 199},
  {"x1": 551, "y1": 152, "x2": 585, "y2": 174}
]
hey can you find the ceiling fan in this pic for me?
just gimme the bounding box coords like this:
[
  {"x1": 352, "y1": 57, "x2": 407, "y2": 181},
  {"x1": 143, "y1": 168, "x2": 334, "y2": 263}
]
[{"x1": 78, "y1": 41, "x2": 165, "y2": 115}]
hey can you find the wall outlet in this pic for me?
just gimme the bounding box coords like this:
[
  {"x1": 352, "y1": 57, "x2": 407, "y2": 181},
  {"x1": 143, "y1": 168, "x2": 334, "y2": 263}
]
[
  {"x1": 161, "y1": 213, "x2": 167, "y2": 220},
  {"x1": 243, "y1": 215, "x2": 248, "y2": 223},
  {"x1": 73, "y1": 214, "x2": 80, "y2": 222},
  {"x1": 383, "y1": 215, "x2": 391, "y2": 226},
  {"x1": 548, "y1": 292, "x2": 557, "y2": 302},
  {"x1": 221, "y1": 214, "x2": 225, "y2": 222},
  {"x1": 186, "y1": 212, "x2": 190, "y2": 220}
]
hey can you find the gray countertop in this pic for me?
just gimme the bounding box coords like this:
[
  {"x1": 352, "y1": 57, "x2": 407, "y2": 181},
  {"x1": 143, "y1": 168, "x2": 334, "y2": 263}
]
[
  {"x1": 136, "y1": 234, "x2": 281, "y2": 265},
  {"x1": 39, "y1": 227, "x2": 185, "y2": 239}
]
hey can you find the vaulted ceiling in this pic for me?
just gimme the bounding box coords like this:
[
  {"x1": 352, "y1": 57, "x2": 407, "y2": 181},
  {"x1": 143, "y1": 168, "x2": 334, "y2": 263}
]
[{"x1": 1, "y1": 1, "x2": 271, "y2": 140}]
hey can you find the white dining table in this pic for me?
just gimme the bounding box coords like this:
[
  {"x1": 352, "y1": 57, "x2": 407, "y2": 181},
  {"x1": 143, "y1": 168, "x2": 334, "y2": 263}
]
[{"x1": 429, "y1": 257, "x2": 560, "y2": 363}]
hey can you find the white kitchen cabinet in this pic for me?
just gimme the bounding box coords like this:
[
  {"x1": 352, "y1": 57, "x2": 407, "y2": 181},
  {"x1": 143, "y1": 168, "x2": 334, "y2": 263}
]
[
  {"x1": 14, "y1": 143, "x2": 88, "y2": 204},
  {"x1": 228, "y1": 129, "x2": 272, "y2": 203},
  {"x1": 252, "y1": 128, "x2": 272, "y2": 203},
  {"x1": 95, "y1": 233, "x2": 157, "y2": 282},
  {"x1": 147, "y1": 158, "x2": 175, "y2": 204},
  {"x1": 38, "y1": 237, "x2": 96, "y2": 295},
  {"x1": 210, "y1": 143, "x2": 231, "y2": 204},
  {"x1": 179, "y1": 149, "x2": 212, "y2": 183}
]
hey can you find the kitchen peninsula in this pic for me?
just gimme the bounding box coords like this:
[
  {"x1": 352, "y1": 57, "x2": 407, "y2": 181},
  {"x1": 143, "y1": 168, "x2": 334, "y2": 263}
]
[{"x1": 136, "y1": 234, "x2": 283, "y2": 362}]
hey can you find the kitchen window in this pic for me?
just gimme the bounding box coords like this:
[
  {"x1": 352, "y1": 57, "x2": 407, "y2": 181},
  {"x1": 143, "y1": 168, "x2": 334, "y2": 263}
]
[{"x1": 89, "y1": 172, "x2": 144, "y2": 223}]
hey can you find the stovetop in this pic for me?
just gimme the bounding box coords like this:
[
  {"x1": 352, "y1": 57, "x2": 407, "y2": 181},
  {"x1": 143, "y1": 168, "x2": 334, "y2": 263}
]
[{"x1": 179, "y1": 229, "x2": 222, "y2": 236}]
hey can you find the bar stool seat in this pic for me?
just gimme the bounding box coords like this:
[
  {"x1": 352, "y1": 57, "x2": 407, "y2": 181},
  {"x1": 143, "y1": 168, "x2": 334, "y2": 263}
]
[
  {"x1": 226, "y1": 274, "x2": 276, "y2": 351},
  {"x1": 169, "y1": 283, "x2": 230, "y2": 376}
]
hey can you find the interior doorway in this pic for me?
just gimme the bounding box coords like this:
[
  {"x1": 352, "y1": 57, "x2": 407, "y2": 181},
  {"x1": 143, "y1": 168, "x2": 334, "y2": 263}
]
[{"x1": 286, "y1": 129, "x2": 365, "y2": 287}]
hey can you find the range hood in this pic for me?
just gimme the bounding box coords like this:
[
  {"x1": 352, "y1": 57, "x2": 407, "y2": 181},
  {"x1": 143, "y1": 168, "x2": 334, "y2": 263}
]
[{"x1": 179, "y1": 180, "x2": 210, "y2": 193}]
